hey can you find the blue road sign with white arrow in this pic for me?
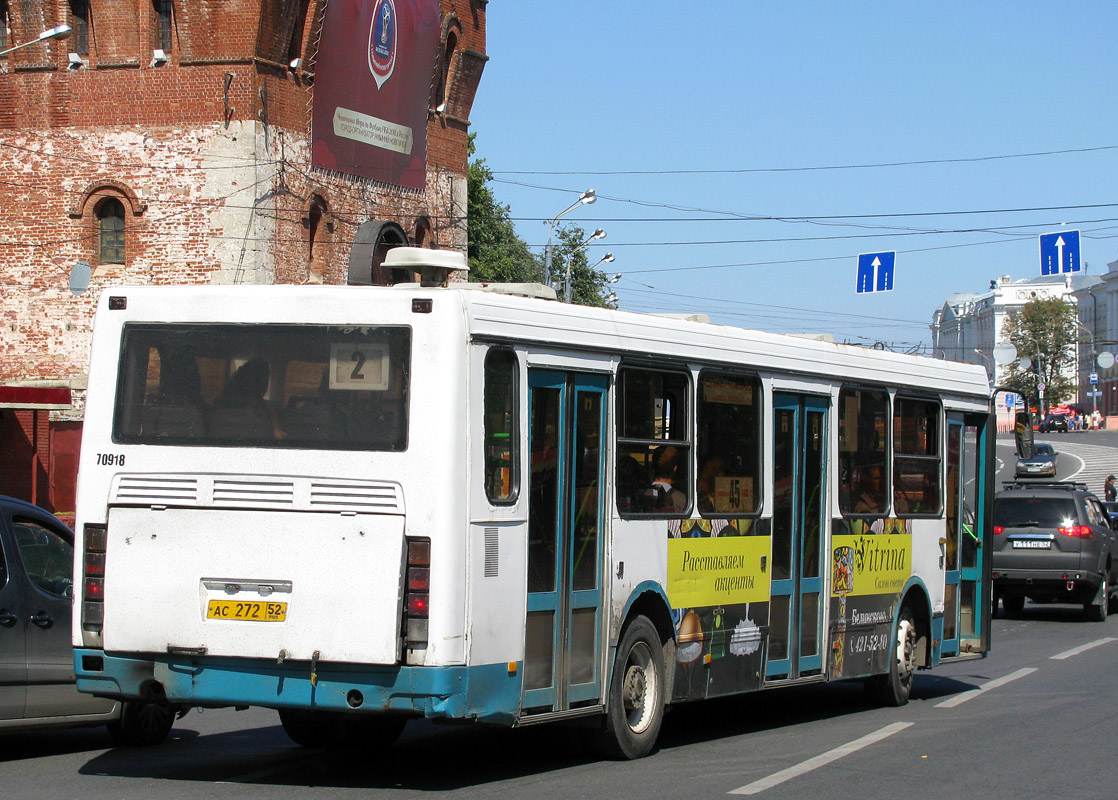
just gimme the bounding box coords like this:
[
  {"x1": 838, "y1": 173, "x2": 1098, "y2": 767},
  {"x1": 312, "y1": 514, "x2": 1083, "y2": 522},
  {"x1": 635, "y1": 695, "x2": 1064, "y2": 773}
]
[
  {"x1": 856, "y1": 251, "x2": 896, "y2": 293},
  {"x1": 1039, "y1": 229, "x2": 1080, "y2": 275}
]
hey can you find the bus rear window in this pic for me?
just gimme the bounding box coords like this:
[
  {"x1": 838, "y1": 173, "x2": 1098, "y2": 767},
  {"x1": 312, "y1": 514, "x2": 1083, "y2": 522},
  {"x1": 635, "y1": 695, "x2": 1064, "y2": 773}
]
[{"x1": 113, "y1": 324, "x2": 410, "y2": 450}]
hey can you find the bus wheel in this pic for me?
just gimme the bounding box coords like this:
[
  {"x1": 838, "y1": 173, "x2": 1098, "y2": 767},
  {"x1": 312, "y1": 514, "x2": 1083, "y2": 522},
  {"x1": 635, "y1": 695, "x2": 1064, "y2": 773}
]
[
  {"x1": 866, "y1": 607, "x2": 916, "y2": 707},
  {"x1": 107, "y1": 701, "x2": 176, "y2": 746},
  {"x1": 592, "y1": 615, "x2": 665, "y2": 760}
]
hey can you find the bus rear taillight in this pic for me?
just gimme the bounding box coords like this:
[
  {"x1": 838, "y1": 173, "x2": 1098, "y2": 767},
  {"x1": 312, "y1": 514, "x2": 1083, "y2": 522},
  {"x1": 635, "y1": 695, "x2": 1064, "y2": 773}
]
[
  {"x1": 404, "y1": 537, "x2": 430, "y2": 651},
  {"x1": 82, "y1": 524, "x2": 107, "y2": 632}
]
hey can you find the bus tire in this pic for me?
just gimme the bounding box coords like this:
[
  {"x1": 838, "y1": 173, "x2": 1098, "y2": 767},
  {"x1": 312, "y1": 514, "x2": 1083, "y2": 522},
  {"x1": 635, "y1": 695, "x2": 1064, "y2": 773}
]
[
  {"x1": 865, "y1": 606, "x2": 916, "y2": 707},
  {"x1": 106, "y1": 701, "x2": 176, "y2": 746},
  {"x1": 591, "y1": 615, "x2": 665, "y2": 760}
]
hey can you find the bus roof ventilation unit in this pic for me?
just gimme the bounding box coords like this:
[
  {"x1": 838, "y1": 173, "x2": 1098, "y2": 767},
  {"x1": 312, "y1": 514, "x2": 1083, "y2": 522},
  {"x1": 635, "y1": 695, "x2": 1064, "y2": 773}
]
[{"x1": 382, "y1": 247, "x2": 468, "y2": 287}]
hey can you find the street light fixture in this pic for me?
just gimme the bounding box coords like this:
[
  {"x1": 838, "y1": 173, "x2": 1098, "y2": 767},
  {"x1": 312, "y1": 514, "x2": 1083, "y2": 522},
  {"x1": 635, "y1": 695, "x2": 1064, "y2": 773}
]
[
  {"x1": 563, "y1": 228, "x2": 606, "y2": 303},
  {"x1": 589, "y1": 253, "x2": 615, "y2": 274},
  {"x1": 0, "y1": 24, "x2": 72, "y2": 58},
  {"x1": 543, "y1": 188, "x2": 595, "y2": 289}
]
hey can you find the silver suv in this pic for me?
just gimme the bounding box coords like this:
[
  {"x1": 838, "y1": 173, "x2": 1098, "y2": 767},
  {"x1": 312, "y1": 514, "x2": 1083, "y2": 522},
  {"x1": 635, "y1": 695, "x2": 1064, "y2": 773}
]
[
  {"x1": 992, "y1": 481, "x2": 1118, "y2": 621},
  {"x1": 0, "y1": 495, "x2": 177, "y2": 742}
]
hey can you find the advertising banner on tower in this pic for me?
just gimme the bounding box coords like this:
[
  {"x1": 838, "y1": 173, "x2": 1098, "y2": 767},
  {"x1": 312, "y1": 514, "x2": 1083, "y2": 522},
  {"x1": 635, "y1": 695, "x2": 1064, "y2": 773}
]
[{"x1": 311, "y1": 0, "x2": 441, "y2": 190}]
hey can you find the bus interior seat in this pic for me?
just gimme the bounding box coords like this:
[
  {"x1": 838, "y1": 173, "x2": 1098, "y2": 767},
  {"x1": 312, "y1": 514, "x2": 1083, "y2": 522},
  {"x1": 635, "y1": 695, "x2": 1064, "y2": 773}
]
[{"x1": 283, "y1": 396, "x2": 345, "y2": 442}]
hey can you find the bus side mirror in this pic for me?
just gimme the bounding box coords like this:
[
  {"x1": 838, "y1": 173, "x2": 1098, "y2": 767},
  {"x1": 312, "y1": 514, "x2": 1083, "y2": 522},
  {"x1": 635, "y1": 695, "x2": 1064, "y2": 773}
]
[{"x1": 1015, "y1": 411, "x2": 1035, "y2": 460}]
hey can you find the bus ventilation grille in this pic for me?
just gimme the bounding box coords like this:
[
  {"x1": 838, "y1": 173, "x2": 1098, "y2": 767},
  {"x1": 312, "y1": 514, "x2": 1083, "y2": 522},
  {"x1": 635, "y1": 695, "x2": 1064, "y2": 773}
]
[{"x1": 484, "y1": 527, "x2": 499, "y2": 577}]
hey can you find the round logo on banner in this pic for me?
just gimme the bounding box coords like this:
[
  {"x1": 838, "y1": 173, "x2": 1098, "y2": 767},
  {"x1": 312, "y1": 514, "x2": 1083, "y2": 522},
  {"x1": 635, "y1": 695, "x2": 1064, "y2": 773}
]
[{"x1": 368, "y1": 0, "x2": 397, "y2": 89}]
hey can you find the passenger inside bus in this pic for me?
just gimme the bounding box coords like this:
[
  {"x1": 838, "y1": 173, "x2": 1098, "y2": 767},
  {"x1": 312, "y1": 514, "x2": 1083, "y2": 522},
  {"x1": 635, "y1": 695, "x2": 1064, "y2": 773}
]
[
  {"x1": 852, "y1": 463, "x2": 886, "y2": 514},
  {"x1": 697, "y1": 455, "x2": 726, "y2": 513},
  {"x1": 647, "y1": 445, "x2": 687, "y2": 513},
  {"x1": 210, "y1": 358, "x2": 274, "y2": 440}
]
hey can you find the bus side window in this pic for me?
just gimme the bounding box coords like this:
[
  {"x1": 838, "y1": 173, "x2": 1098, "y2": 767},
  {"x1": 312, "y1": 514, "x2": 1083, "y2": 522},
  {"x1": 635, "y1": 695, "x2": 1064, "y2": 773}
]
[
  {"x1": 696, "y1": 371, "x2": 761, "y2": 516},
  {"x1": 894, "y1": 397, "x2": 942, "y2": 516},
  {"x1": 483, "y1": 349, "x2": 519, "y2": 504},
  {"x1": 839, "y1": 388, "x2": 889, "y2": 516},
  {"x1": 616, "y1": 367, "x2": 691, "y2": 516}
]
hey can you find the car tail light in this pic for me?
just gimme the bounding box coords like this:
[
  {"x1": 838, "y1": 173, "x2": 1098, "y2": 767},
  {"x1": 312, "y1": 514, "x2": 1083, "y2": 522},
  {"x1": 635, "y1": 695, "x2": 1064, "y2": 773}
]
[
  {"x1": 993, "y1": 526, "x2": 1005, "y2": 535},
  {"x1": 82, "y1": 524, "x2": 107, "y2": 632},
  {"x1": 1058, "y1": 524, "x2": 1093, "y2": 538},
  {"x1": 404, "y1": 537, "x2": 430, "y2": 650}
]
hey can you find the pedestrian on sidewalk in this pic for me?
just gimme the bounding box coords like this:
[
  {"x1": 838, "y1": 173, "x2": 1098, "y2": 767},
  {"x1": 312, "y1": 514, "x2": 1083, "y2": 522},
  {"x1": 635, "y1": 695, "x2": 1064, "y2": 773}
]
[{"x1": 1106, "y1": 475, "x2": 1116, "y2": 502}]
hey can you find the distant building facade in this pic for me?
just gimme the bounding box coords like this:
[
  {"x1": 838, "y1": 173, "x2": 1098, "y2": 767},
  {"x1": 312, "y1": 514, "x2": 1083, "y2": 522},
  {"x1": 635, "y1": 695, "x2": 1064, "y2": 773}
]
[
  {"x1": 1071, "y1": 256, "x2": 1118, "y2": 416},
  {"x1": 930, "y1": 272, "x2": 1098, "y2": 416},
  {"x1": 0, "y1": 0, "x2": 487, "y2": 514}
]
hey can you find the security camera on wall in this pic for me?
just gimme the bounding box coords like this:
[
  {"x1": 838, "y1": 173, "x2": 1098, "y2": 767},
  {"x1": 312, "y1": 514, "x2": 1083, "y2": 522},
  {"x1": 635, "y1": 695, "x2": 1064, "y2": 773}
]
[
  {"x1": 67, "y1": 52, "x2": 83, "y2": 69},
  {"x1": 151, "y1": 49, "x2": 168, "y2": 66}
]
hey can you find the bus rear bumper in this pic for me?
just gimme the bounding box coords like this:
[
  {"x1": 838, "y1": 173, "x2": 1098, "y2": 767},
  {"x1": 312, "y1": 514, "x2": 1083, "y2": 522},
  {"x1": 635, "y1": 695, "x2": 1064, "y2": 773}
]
[{"x1": 74, "y1": 648, "x2": 520, "y2": 726}]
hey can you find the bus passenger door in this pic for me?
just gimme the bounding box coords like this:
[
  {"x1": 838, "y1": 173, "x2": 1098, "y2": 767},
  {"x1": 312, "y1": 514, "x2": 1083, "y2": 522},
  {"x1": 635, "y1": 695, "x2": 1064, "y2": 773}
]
[
  {"x1": 522, "y1": 370, "x2": 608, "y2": 715},
  {"x1": 767, "y1": 394, "x2": 828, "y2": 680},
  {"x1": 944, "y1": 415, "x2": 986, "y2": 655}
]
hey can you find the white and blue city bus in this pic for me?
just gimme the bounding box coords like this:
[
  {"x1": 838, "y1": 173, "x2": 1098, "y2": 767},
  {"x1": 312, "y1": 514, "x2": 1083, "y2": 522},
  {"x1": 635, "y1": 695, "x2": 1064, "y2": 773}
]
[{"x1": 73, "y1": 248, "x2": 993, "y2": 758}]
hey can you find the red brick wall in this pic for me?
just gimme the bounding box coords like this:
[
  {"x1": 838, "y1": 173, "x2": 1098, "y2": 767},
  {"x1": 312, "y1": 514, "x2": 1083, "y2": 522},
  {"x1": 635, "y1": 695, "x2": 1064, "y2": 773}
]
[{"x1": 0, "y1": 0, "x2": 486, "y2": 509}]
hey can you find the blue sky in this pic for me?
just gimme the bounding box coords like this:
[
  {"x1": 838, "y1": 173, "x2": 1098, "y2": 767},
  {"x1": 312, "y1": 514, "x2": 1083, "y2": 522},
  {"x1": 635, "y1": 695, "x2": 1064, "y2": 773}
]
[{"x1": 468, "y1": 2, "x2": 1118, "y2": 350}]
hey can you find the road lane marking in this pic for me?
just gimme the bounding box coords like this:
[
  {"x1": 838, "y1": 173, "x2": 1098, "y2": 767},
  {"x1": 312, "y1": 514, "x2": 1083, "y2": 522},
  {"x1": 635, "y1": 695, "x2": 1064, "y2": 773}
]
[
  {"x1": 1050, "y1": 637, "x2": 1117, "y2": 660},
  {"x1": 727, "y1": 721, "x2": 913, "y2": 796},
  {"x1": 935, "y1": 666, "x2": 1037, "y2": 708}
]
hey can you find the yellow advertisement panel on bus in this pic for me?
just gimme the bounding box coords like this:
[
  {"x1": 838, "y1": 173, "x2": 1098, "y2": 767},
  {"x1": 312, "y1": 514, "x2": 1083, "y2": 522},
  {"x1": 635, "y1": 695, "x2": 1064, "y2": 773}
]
[{"x1": 667, "y1": 536, "x2": 771, "y2": 607}]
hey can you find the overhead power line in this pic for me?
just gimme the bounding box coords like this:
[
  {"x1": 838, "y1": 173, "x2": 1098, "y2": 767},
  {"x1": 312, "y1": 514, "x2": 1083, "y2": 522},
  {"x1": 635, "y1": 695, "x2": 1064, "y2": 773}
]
[{"x1": 490, "y1": 144, "x2": 1118, "y2": 176}]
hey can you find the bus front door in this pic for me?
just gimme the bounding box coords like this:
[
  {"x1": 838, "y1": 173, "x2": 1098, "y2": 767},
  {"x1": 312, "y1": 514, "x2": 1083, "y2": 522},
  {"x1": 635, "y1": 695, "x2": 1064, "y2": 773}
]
[
  {"x1": 767, "y1": 393, "x2": 828, "y2": 680},
  {"x1": 943, "y1": 414, "x2": 987, "y2": 656},
  {"x1": 522, "y1": 370, "x2": 608, "y2": 715}
]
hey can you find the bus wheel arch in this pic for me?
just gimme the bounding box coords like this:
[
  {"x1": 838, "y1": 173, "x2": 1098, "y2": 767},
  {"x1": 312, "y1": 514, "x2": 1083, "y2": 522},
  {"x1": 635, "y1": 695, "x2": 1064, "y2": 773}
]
[{"x1": 865, "y1": 585, "x2": 929, "y2": 707}]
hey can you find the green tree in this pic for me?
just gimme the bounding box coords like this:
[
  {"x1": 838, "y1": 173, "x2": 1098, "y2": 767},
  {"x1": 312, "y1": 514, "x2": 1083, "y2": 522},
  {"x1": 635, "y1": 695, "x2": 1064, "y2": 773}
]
[
  {"x1": 466, "y1": 134, "x2": 541, "y2": 283},
  {"x1": 1001, "y1": 297, "x2": 1079, "y2": 408},
  {"x1": 550, "y1": 224, "x2": 616, "y2": 308}
]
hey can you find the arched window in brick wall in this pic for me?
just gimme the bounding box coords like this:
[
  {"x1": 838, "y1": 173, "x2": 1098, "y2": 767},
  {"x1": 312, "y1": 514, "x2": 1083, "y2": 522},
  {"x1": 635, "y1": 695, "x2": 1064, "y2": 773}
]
[
  {"x1": 71, "y1": 181, "x2": 144, "y2": 269},
  {"x1": 433, "y1": 17, "x2": 461, "y2": 113},
  {"x1": 152, "y1": 0, "x2": 172, "y2": 54},
  {"x1": 1, "y1": 1, "x2": 11, "y2": 54},
  {"x1": 96, "y1": 198, "x2": 126, "y2": 265},
  {"x1": 68, "y1": 0, "x2": 90, "y2": 55},
  {"x1": 307, "y1": 194, "x2": 331, "y2": 283},
  {"x1": 286, "y1": 0, "x2": 309, "y2": 67},
  {"x1": 413, "y1": 216, "x2": 434, "y2": 248}
]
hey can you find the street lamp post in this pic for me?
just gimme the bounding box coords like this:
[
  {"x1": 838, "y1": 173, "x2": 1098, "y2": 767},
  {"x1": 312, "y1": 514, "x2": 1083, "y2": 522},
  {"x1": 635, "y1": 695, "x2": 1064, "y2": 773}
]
[
  {"x1": 0, "y1": 24, "x2": 72, "y2": 58},
  {"x1": 543, "y1": 189, "x2": 595, "y2": 289},
  {"x1": 563, "y1": 228, "x2": 606, "y2": 303}
]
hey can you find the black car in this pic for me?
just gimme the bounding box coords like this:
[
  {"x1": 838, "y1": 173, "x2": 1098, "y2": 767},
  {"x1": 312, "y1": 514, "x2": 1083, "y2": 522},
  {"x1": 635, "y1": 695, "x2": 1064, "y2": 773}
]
[
  {"x1": 992, "y1": 481, "x2": 1118, "y2": 620},
  {"x1": 1039, "y1": 414, "x2": 1069, "y2": 433},
  {"x1": 0, "y1": 495, "x2": 176, "y2": 741}
]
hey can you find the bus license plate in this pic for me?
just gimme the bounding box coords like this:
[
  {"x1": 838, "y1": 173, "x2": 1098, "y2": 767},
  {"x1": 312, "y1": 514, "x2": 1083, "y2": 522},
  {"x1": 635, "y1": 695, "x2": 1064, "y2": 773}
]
[
  {"x1": 206, "y1": 599, "x2": 287, "y2": 621},
  {"x1": 1011, "y1": 540, "x2": 1050, "y2": 549}
]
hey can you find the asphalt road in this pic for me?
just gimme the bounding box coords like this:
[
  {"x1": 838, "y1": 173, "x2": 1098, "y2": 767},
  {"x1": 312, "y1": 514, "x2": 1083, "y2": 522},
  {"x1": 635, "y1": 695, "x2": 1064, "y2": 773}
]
[{"x1": 3, "y1": 607, "x2": 1116, "y2": 800}]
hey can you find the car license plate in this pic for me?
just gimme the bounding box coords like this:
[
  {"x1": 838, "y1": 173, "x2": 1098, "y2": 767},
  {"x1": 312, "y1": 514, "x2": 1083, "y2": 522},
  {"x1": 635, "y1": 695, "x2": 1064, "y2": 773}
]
[
  {"x1": 1011, "y1": 540, "x2": 1050, "y2": 549},
  {"x1": 206, "y1": 599, "x2": 287, "y2": 621}
]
